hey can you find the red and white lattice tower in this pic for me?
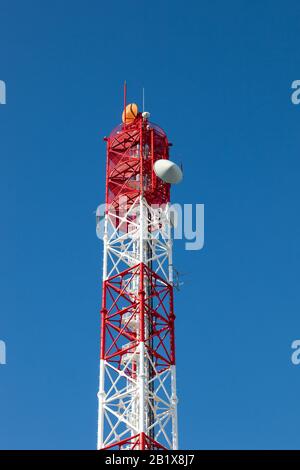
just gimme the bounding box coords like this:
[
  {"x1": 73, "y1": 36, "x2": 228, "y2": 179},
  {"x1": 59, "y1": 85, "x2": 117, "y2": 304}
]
[{"x1": 97, "y1": 93, "x2": 179, "y2": 450}]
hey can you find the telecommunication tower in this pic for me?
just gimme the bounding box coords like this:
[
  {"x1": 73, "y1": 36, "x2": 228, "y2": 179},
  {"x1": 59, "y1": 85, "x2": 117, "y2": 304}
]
[{"x1": 97, "y1": 88, "x2": 182, "y2": 450}]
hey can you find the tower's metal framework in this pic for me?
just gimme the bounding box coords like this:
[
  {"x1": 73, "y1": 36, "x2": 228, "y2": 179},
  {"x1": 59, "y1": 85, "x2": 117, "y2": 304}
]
[{"x1": 97, "y1": 105, "x2": 178, "y2": 450}]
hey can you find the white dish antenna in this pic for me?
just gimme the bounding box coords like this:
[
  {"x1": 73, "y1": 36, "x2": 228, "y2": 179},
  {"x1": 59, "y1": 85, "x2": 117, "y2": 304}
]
[{"x1": 154, "y1": 159, "x2": 183, "y2": 184}]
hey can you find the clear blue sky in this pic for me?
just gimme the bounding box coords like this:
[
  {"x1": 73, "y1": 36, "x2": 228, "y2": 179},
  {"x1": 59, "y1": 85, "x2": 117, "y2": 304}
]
[{"x1": 0, "y1": 0, "x2": 299, "y2": 450}]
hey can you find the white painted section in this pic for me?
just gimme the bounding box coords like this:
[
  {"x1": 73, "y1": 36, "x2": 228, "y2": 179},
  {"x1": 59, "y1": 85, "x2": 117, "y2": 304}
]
[
  {"x1": 138, "y1": 342, "x2": 146, "y2": 435},
  {"x1": 97, "y1": 359, "x2": 106, "y2": 449},
  {"x1": 171, "y1": 365, "x2": 179, "y2": 449}
]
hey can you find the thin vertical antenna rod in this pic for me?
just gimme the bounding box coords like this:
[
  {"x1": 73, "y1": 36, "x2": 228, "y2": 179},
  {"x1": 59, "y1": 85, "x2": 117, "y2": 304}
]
[
  {"x1": 123, "y1": 80, "x2": 127, "y2": 127},
  {"x1": 142, "y1": 87, "x2": 145, "y2": 113}
]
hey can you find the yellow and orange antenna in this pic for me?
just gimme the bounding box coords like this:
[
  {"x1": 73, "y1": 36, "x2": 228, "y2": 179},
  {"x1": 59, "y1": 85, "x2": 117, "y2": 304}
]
[{"x1": 122, "y1": 81, "x2": 138, "y2": 124}]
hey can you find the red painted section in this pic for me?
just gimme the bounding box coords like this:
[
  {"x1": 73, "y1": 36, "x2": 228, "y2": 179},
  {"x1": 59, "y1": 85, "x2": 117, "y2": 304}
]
[
  {"x1": 105, "y1": 115, "x2": 170, "y2": 210},
  {"x1": 102, "y1": 263, "x2": 175, "y2": 372},
  {"x1": 102, "y1": 432, "x2": 166, "y2": 450}
]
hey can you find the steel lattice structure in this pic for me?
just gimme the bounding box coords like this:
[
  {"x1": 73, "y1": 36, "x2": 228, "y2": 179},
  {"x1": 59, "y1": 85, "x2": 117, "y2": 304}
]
[{"x1": 97, "y1": 105, "x2": 178, "y2": 450}]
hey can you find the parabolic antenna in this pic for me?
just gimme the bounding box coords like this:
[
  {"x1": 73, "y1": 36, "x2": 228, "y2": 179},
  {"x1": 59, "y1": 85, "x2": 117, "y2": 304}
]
[{"x1": 154, "y1": 159, "x2": 183, "y2": 184}]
